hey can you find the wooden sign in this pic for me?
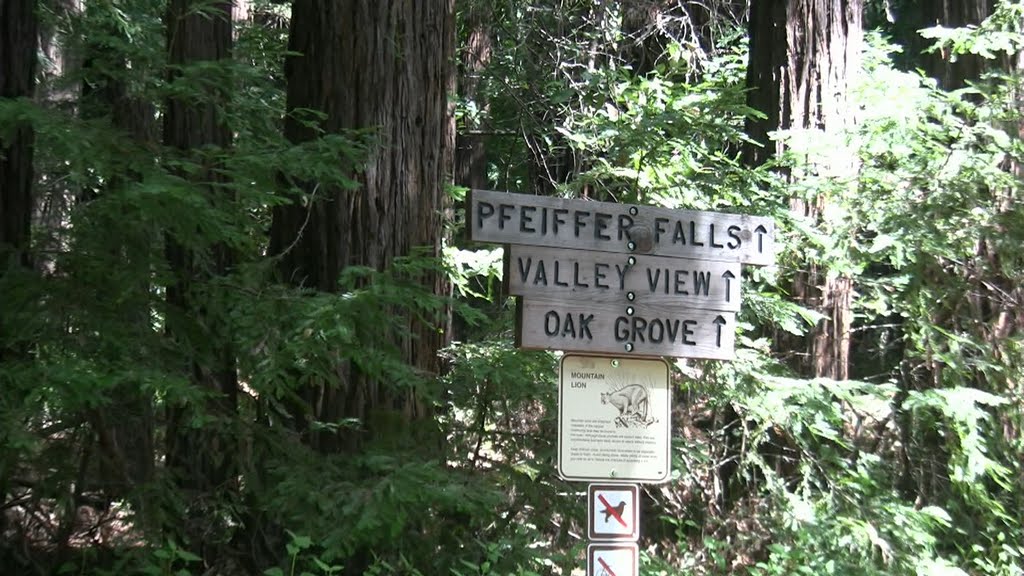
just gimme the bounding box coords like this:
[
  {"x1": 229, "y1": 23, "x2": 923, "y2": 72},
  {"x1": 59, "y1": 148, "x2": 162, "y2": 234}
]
[
  {"x1": 559, "y1": 355, "x2": 671, "y2": 483},
  {"x1": 518, "y1": 298, "x2": 735, "y2": 360},
  {"x1": 468, "y1": 189, "x2": 775, "y2": 265},
  {"x1": 506, "y1": 245, "x2": 741, "y2": 312}
]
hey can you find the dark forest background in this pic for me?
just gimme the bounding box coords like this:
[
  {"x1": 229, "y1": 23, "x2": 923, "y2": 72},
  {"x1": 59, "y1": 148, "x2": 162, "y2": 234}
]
[{"x1": 1, "y1": 0, "x2": 1022, "y2": 574}]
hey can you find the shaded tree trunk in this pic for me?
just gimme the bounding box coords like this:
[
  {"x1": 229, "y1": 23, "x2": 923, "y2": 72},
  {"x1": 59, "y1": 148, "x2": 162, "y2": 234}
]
[
  {"x1": 896, "y1": 0, "x2": 1020, "y2": 501},
  {"x1": 162, "y1": 0, "x2": 237, "y2": 497},
  {"x1": 78, "y1": 2, "x2": 157, "y2": 499},
  {"x1": 885, "y1": 0, "x2": 995, "y2": 90},
  {"x1": 455, "y1": 1, "x2": 492, "y2": 191},
  {"x1": 921, "y1": 0, "x2": 1021, "y2": 385},
  {"x1": 0, "y1": 0, "x2": 39, "y2": 551},
  {"x1": 33, "y1": 0, "x2": 81, "y2": 278},
  {"x1": 269, "y1": 0, "x2": 455, "y2": 453},
  {"x1": 722, "y1": 0, "x2": 862, "y2": 513},
  {"x1": 451, "y1": 2, "x2": 493, "y2": 343},
  {"x1": 744, "y1": 0, "x2": 861, "y2": 380},
  {"x1": 921, "y1": 0, "x2": 995, "y2": 89},
  {"x1": 0, "y1": 0, "x2": 38, "y2": 271}
]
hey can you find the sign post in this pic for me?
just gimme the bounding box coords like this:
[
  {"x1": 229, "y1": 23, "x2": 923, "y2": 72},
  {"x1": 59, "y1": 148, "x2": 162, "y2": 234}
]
[{"x1": 465, "y1": 189, "x2": 775, "y2": 574}]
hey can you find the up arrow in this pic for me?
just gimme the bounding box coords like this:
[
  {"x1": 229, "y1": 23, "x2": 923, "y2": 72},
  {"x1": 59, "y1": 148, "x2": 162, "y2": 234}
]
[
  {"x1": 754, "y1": 224, "x2": 768, "y2": 253},
  {"x1": 721, "y1": 270, "x2": 736, "y2": 302},
  {"x1": 712, "y1": 315, "x2": 727, "y2": 347}
]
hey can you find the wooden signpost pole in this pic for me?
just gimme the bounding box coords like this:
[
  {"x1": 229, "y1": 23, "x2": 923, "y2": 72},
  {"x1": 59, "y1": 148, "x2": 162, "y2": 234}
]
[{"x1": 466, "y1": 189, "x2": 775, "y2": 576}]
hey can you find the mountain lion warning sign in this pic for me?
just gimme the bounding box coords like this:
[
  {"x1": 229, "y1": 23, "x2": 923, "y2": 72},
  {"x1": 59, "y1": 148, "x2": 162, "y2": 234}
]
[{"x1": 558, "y1": 354, "x2": 670, "y2": 483}]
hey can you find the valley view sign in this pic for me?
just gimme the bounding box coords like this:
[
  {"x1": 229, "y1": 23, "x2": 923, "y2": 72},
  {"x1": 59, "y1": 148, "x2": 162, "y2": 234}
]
[{"x1": 468, "y1": 189, "x2": 775, "y2": 359}]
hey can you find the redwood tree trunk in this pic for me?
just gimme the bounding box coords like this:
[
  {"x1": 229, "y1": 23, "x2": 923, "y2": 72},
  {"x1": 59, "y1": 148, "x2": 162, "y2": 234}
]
[
  {"x1": 722, "y1": 0, "x2": 861, "y2": 512},
  {"x1": 893, "y1": 0, "x2": 995, "y2": 90},
  {"x1": 79, "y1": 3, "x2": 157, "y2": 497},
  {"x1": 162, "y1": 0, "x2": 238, "y2": 495},
  {"x1": 455, "y1": 2, "x2": 492, "y2": 191},
  {"x1": 269, "y1": 0, "x2": 455, "y2": 452},
  {"x1": 0, "y1": 0, "x2": 37, "y2": 271},
  {"x1": 896, "y1": 0, "x2": 1020, "y2": 499},
  {"x1": 0, "y1": 0, "x2": 38, "y2": 548},
  {"x1": 745, "y1": 0, "x2": 862, "y2": 380}
]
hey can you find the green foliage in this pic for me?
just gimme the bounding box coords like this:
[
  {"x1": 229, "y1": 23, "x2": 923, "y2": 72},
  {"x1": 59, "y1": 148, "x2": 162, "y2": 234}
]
[
  {"x1": 4, "y1": 1, "x2": 1024, "y2": 575},
  {"x1": 921, "y1": 1, "x2": 1024, "y2": 60},
  {"x1": 534, "y1": 11, "x2": 1024, "y2": 574},
  {"x1": 556, "y1": 35, "x2": 769, "y2": 210}
]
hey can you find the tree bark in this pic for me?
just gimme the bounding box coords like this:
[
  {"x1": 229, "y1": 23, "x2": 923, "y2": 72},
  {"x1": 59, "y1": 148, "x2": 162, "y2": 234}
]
[
  {"x1": 270, "y1": 0, "x2": 455, "y2": 452},
  {"x1": 0, "y1": 0, "x2": 39, "y2": 550},
  {"x1": 455, "y1": 1, "x2": 492, "y2": 191},
  {"x1": 745, "y1": 0, "x2": 862, "y2": 380},
  {"x1": 0, "y1": 0, "x2": 38, "y2": 271},
  {"x1": 78, "y1": 2, "x2": 157, "y2": 498},
  {"x1": 726, "y1": 0, "x2": 861, "y2": 513},
  {"x1": 162, "y1": 0, "x2": 238, "y2": 495},
  {"x1": 908, "y1": 0, "x2": 1021, "y2": 492},
  {"x1": 892, "y1": 0, "x2": 995, "y2": 90}
]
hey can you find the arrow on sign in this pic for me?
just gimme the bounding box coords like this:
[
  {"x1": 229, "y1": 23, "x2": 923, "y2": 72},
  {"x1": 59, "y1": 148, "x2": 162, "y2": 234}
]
[
  {"x1": 755, "y1": 224, "x2": 768, "y2": 253},
  {"x1": 713, "y1": 315, "x2": 727, "y2": 347},
  {"x1": 597, "y1": 556, "x2": 618, "y2": 576},
  {"x1": 597, "y1": 493, "x2": 627, "y2": 528},
  {"x1": 721, "y1": 269, "x2": 735, "y2": 302}
]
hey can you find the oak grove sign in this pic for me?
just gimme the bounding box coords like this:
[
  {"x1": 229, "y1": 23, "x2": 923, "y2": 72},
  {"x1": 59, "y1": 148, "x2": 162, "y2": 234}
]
[
  {"x1": 518, "y1": 298, "x2": 736, "y2": 360},
  {"x1": 469, "y1": 189, "x2": 775, "y2": 265}
]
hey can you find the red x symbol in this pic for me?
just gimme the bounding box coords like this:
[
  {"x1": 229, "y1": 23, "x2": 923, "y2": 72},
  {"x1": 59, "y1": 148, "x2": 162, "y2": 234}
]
[
  {"x1": 597, "y1": 493, "x2": 627, "y2": 528},
  {"x1": 597, "y1": 556, "x2": 617, "y2": 576}
]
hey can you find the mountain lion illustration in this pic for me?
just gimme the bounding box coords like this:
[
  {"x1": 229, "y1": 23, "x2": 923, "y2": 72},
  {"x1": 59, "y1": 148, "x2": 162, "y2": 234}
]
[{"x1": 601, "y1": 384, "x2": 649, "y2": 422}]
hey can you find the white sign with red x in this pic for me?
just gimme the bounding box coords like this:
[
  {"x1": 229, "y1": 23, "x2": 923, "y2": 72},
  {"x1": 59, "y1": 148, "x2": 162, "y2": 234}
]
[
  {"x1": 588, "y1": 543, "x2": 638, "y2": 576},
  {"x1": 588, "y1": 483, "x2": 639, "y2": 541}
]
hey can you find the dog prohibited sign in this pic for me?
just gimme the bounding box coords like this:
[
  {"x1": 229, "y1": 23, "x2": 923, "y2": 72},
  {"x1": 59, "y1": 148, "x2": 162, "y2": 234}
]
[
  {"x1": 558, "y1": 354, "x2": 671, "y2": 483},
  {"x1": 588, "y1": 543, "x2": 638, "y2": 576},
  {"x1": 588, "y1": 484, "x2": 639, "y2": 541}
]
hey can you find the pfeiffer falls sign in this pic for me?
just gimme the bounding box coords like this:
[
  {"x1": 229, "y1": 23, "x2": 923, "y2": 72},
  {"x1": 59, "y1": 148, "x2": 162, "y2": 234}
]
[
  {"x1": 468, "y1": 189, "x2": 775, "y2": 359},
  {"x1": 470, "y1": 189, "x2": 775, "y2": 265}
]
